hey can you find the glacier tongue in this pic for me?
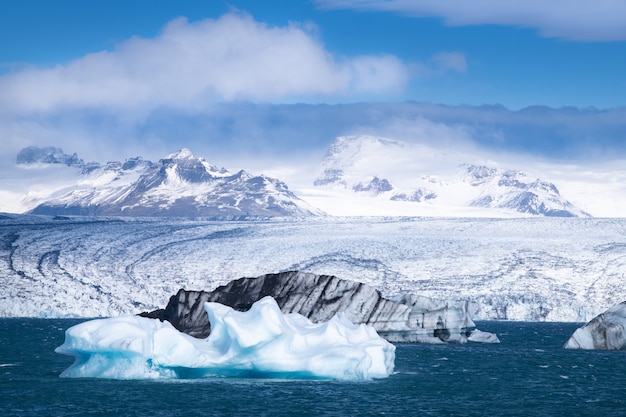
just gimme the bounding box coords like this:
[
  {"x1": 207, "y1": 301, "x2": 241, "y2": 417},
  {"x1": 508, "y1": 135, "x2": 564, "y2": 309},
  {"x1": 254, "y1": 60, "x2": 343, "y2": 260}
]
[
  {"x1": 55, "y1": 296, "x2": 395, "y2": 380},
  {"x1": 2, "y1": 215, "x2": 625, "y2": 322}
]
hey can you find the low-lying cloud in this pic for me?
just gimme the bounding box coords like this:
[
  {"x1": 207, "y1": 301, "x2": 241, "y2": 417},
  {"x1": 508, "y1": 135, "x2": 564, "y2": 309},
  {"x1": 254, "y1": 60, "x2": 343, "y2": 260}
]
[{"x1": 2, "y1": 101, "x2": 626, "y2": 178}]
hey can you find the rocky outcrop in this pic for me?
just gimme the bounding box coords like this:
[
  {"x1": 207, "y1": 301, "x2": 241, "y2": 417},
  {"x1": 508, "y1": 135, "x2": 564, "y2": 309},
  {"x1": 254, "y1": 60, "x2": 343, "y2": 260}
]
[
  {"x1": 142, "y1": 271, "x2": 498, "y2": 344},
  {"x1": 564, "y1": 301, "x2": 626, "y2": 350}
]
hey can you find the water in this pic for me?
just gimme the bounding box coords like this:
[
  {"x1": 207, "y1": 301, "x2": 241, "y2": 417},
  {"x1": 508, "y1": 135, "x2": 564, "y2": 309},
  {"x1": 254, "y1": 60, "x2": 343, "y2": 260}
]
[{"x1": 1, "y1": 319, "x2": 624, "y2": 417}]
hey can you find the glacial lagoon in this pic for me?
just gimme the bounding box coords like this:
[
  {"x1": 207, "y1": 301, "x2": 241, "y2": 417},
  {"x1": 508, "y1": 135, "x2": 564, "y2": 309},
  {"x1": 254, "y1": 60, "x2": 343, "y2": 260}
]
[{"x1": 2, "y1": 318, "x2": 625, "y2": 417}]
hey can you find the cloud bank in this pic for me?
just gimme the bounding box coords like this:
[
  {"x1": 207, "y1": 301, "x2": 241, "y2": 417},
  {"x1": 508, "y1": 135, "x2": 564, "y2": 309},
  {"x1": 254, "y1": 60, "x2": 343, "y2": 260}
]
[
  {"x1": 0, "y1": 10, "x2": 624, "y2": 172},
  {"x1": 13, "y1": 102, "x2": 624, "y2": 163},
  {"x1": 315, "y1": 0, "x2": 626, "y2": 41},
  {"x1": 0, "y1": 12, "x2": 409, "y2": 114}
]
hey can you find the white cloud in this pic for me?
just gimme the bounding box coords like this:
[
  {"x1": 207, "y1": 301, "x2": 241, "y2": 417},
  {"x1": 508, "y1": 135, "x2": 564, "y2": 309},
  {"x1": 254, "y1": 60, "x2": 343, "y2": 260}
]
[
  {"x1": 2, "y1": 101, "x2": 626, "y2": 186},
  {"x1": 348, "y1": 55, "x2": 409, "y2": 92},
  {"x1": 0, "y1": 12, "x2": 410, "y2": 114},
  {"x1": 411, "y1": 51, "x2": 468, "y2": 77},
  {"x1": 315, "y1": 0, "x2": 626, "y2": 41},
  {"x1": 430, "y1": 52, "x2": 467, "y2": 73}
]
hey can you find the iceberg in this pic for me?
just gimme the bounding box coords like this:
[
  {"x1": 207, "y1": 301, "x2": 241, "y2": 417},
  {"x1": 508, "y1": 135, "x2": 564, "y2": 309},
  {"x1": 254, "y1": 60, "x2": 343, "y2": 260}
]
[
  {"x1": 564, "y1": 301, "x2": 626, "y2": 350},
  {"x1": 55, "y1": 296, "x2": 395, "y2": 380},
  {"x1": 142, "y1": 271, "x2": 498, "y2": 344}
]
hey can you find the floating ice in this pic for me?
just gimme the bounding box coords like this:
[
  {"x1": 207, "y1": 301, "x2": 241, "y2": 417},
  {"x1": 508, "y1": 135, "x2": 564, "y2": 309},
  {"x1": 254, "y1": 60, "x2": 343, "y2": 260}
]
[
  {"x1": 564, "y1": 301, "x2": 626, "y2": 350},
  {"x1": 55, "y1": 296, "x2": 395, "y2": 380}
]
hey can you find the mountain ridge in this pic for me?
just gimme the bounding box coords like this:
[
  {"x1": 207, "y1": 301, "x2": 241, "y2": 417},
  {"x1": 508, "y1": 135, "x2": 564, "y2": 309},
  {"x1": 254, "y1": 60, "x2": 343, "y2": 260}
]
[
  {"x1": 23, "y1": 147, "x2": 322, "y2": 218},
  {"x1": 312, "y1": 135, "x2": 589, "y2": 217},
  {"x1": 7, "y1": 138, "x2": 606, "y2": 218}
]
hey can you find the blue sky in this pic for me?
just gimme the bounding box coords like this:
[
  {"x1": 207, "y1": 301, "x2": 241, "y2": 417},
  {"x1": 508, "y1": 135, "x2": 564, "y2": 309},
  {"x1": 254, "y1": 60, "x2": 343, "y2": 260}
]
[{"x1": 0, "y1": 0, "x2": 625, "y2": 165}]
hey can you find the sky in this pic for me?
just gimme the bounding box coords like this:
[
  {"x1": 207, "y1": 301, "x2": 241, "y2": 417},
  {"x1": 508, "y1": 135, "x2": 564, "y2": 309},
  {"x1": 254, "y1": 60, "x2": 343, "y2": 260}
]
[{"x1": 0, "y1": 0, "x2": 625, "y2": 169}]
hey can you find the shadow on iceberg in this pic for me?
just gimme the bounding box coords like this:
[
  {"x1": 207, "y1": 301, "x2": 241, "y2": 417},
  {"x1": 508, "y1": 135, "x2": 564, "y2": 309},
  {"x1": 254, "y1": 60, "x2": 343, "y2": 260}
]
[
  {"x1": 564, "y1": 301, "x2": 626, "y2": 350},
  {"x1": 141, "y1": 271, "x2": 499, "y2": 344}
]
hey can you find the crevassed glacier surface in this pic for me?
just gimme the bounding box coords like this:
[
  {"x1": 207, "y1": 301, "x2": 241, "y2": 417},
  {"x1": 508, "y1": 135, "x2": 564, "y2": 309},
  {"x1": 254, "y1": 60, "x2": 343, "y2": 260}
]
[
  {"x1": 5, "y1": 215, "x2": 626, "y2": 321},
  {"x1": 55, "y1": 296, "x2": 395, "y2": 381}
]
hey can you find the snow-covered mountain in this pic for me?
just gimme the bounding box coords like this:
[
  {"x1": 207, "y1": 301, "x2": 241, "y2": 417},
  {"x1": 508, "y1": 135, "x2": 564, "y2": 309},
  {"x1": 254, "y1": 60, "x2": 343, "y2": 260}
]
[
  {"x1": 6, "y1": 138, "x2": 625, "y2": 218},
  {"x1": 1, "y1": 215, "x2": 624, "y2": 321},
  {"x1": 21, "y1": 148, "x2": 322, "y2": 218},
  {"x1": 460, "y1": 164, "x2": 589, "y2": 217},
  {"x1": 311, "y1": 135, "x2": 589, "y2": 217}
]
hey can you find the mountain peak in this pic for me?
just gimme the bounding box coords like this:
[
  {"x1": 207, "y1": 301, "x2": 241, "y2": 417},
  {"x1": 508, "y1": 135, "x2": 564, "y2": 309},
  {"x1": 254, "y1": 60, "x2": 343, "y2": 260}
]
[
  {"x1": 26, "y1": 148, "x2": 322, "y2": 218},
  {"x1": 166, "y1": 148, "x2": 195, "y2": 160},
  {"x1": 313, "y1": 136, "x2": 589, "y2": 218}
]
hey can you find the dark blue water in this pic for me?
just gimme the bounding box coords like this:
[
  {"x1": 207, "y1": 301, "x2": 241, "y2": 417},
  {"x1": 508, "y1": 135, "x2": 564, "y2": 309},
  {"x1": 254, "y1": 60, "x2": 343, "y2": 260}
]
[{"x1": 1, "y1": 319, "x2": 624, "y2": 417}]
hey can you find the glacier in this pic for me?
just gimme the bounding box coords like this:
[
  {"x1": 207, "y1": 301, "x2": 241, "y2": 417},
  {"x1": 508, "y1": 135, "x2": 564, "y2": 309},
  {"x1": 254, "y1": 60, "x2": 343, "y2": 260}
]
[
  {"x1": 2, "y1": 214, "x2": 626, "y2": 322},
  {"x1": 55, "y1": 296, "x2": 395, "y2": 380}
]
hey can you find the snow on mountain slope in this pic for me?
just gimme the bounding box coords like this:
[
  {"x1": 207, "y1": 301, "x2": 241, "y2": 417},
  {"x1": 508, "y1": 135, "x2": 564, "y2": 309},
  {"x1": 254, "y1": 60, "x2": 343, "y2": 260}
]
[
  {"x1": 461, "y1": 164, "x2": 589, "y2": 217},
  {"x1": 1, "y1": 215, "x2": 624, "y2": 321},
  {"x1": 6, "y1": 140, "x2": 626, "y2": 218},
  {"x1": 24, "y1": 148, "x2": 322, "y2": 218},
  {"x1": 22, "y1": 157, "x2": 154, "y2": 211},
  {"x1": 309, "y1": 135, "x2": 589, "y2": 217},
  {"x1": 536, "y1": 163, "x2": 626, "y2": 217}
]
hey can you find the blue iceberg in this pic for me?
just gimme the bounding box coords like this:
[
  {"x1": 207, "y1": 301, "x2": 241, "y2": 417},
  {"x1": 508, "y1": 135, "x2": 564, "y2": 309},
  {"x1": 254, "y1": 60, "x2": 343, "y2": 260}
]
[{"x1": 55, "y1": 296, "x2": 395, "y2": 380}]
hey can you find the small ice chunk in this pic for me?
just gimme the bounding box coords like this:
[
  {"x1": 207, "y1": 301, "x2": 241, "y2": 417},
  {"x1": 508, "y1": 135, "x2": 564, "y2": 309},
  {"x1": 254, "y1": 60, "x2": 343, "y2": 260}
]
[
  {"x1": 56, "y1": 296, "x2": 395, "y2": 380},
  {"x1": 467, "y1": 329, "x2": 500, "y2": 343}
]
